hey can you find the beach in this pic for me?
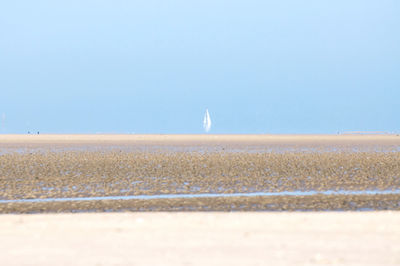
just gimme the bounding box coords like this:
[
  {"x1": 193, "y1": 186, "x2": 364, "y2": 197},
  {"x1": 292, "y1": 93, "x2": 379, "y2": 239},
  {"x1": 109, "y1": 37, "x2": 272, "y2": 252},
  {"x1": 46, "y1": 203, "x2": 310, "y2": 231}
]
[
  {"x1": 1, "y1": 212, "x2": 399, "y2": 265},
  {"x1": 1, "y1": 134, "x2": 400, "y2": 212},
  {"x1": 0, "y1": 134, "x2": 399, "y2": 264},
  {"x1": 0, "y1": 134, "x2": 399, "y2": 212}
]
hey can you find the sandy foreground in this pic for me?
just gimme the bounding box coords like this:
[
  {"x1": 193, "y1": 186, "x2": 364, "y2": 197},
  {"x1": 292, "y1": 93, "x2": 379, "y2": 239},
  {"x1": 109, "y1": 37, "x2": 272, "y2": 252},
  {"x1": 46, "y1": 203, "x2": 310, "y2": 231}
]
[{"x1": 0, "y1": 212, "x2": 399, "y2": 266}]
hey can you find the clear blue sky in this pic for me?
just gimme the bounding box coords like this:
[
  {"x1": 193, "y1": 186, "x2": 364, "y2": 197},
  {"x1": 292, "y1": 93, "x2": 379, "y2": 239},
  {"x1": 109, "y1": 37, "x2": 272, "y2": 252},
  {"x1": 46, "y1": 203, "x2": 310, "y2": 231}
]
[{"x1": 1, "y1": 1, "x2": 399, "y2": 134}]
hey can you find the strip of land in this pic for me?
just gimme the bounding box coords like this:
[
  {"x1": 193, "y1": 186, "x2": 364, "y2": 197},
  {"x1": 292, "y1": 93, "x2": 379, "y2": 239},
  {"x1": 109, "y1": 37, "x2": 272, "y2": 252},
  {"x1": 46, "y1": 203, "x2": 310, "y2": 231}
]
[{"x1": 0, "y1": 133, "x2": 399, "y2": 145}]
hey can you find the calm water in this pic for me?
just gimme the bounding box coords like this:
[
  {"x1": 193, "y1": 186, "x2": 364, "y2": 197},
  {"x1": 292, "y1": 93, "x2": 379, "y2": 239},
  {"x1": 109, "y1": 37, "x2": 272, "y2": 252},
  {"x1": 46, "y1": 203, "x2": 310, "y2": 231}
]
[{"x1": 1, "y1": 189, "x2": 399, "y2": 204}]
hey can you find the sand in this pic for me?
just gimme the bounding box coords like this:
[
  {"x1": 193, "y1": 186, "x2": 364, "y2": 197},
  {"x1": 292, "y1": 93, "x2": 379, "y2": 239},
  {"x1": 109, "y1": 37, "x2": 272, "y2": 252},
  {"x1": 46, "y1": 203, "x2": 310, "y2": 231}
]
[
  {"x1": 0, "y1": 135, "x2": 399, "y2": 264},
  {"x1": 0, "y1": 133, "x2": 399, "y2": 146},
  {"x1": 1, "y1": 134, "x2": 400, "y2": 212},
  {"x1": 0, "y1": 212, "x2": 399, "y2": 266}
]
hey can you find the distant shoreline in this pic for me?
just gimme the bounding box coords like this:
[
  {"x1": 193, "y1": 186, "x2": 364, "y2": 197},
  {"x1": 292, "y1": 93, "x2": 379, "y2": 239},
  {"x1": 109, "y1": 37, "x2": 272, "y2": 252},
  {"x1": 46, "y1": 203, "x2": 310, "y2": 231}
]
[{"x1": 0, "y1": 133, "x2": 399, "y2": 143}]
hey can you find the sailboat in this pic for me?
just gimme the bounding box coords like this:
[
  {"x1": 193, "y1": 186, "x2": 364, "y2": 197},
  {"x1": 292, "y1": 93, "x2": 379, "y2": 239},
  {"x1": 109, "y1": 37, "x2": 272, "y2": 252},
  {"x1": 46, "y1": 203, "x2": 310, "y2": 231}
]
[{"x1": 203, "y1": 109, "x2": 211, "y2": 133}]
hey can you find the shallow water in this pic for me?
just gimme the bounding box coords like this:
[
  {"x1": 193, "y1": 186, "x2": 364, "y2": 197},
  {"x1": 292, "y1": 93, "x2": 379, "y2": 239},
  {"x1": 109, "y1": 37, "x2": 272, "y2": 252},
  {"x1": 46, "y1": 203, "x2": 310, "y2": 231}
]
[{"x1": 1, "y1": 189, "x2": 400, "y2": 204}]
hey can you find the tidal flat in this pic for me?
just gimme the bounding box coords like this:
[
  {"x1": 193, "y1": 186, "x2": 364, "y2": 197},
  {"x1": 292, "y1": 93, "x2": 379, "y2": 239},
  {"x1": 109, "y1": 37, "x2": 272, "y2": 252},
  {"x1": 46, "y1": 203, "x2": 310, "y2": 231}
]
[{"x1": 0, "y1": 134, "x2": 399, "y2": 213}]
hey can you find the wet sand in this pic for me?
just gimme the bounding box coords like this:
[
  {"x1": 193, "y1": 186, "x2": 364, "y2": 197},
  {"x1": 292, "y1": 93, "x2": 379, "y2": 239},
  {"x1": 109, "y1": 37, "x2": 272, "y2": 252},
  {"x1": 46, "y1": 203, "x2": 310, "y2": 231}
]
[
  {"x1": 1, "y1": 134, "x2": 400, "y2": 213},
  {"x1": 1, "y1": 194, "x2": 400, "y2": 213},
  {"x1": 1, "y1": 212, "x2": 399, "y2": 265}
]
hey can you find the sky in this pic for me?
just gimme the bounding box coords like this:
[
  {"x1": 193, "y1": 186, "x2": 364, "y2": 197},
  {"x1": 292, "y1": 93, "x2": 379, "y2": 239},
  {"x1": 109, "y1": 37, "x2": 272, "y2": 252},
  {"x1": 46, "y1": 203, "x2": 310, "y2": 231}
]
[{"x1": 0, "y1": 0, "x2": 399, "y2": 134}]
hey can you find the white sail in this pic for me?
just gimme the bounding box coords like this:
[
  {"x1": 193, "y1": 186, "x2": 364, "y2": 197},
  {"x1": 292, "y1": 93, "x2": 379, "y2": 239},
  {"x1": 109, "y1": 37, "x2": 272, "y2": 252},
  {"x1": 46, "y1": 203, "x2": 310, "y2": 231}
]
[{"x1": 203, "y1": 109, "x2": 211, "y2": 133}]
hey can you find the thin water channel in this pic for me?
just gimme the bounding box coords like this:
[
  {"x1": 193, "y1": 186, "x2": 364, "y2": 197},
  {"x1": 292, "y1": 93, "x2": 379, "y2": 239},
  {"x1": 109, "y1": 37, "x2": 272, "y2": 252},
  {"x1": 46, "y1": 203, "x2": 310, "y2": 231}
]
[{"x1": 1, "y1": 189, "x2": 399, "y2": 204}]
